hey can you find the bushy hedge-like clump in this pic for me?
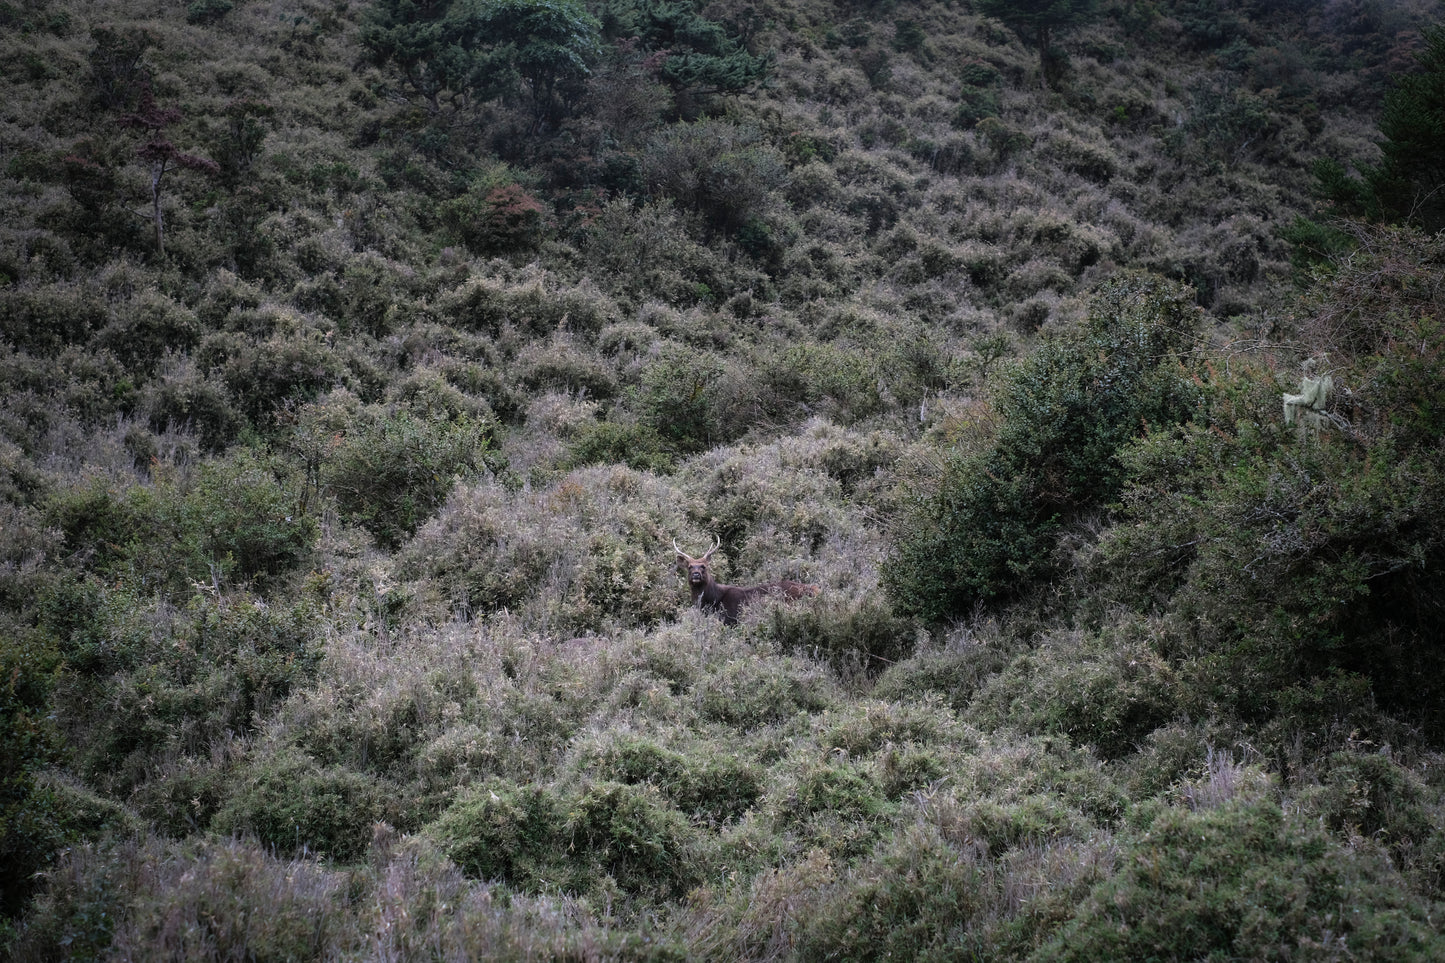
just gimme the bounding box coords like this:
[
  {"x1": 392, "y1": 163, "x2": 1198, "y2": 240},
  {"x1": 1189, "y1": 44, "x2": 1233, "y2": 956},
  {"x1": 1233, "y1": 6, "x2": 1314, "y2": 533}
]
[
  {"x1": 885, "y1": 272, "x2": 1201, "y2": 622},
  {"x1": 46, "y1": 448, "x2": 316, "y2": 597},
  {"x1": 1036, "y1": 796, "x2": 1445, "y2": 962},
  {"x1": 312, "y1": 400, "x2": 498, "y2": 548},
  {"x1": 589, "y1": 732, "x2": 763, "y2": 824},
  {"x1": 427, "y1": 780, "x2": 573, "y2": 889},
  {"x1": 400, "y1": 464, "x2": 690, "y2": 630},
  {"x1": 211, "y1": 748, "x2": 390, "y2": 862},
  {"x1": 429, "y1": 777, "x2": 699, "y2": 899}
]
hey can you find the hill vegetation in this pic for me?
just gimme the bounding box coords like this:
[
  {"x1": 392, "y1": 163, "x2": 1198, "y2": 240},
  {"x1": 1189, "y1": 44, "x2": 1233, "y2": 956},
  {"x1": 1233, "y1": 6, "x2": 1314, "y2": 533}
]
[{"x1": 3, "y1": 0, "x2": 1445, "y2": 958}]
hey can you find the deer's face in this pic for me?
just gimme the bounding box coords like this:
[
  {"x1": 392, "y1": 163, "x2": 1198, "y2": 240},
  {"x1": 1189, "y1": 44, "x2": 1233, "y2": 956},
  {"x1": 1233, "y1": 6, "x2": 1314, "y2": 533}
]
[{"x1": 676, "y1": 553, "x2": 712, "y2": 586}]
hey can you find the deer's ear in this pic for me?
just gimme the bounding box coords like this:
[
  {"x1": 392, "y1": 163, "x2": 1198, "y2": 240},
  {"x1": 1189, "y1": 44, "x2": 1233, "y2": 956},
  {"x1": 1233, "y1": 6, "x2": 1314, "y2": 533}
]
[{"x1": 675, "y1": 553, "x2": 689, "y2": 567}]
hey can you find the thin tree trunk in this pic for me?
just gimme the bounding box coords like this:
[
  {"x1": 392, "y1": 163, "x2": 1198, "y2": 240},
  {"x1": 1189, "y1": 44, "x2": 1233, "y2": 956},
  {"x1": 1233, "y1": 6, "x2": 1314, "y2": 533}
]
[{"x1": 151, "y1": 159, "x2": 167, "y2": 256}]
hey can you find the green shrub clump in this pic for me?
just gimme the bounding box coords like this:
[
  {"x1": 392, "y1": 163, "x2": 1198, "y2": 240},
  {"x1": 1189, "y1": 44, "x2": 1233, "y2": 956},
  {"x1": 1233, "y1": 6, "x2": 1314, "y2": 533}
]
[
  {"x1": 1036, "y1": 796, "x2": 1445, "y2": 961},
  {"x1": 885, "y1": 272, "x2": 1201, "y2": 622},
  {"x1": 47, "y1": 448, "x2": 316, "y2": 598},
  {"x1": 311, "y1": 401, "x2": 498, "y2": 549}
]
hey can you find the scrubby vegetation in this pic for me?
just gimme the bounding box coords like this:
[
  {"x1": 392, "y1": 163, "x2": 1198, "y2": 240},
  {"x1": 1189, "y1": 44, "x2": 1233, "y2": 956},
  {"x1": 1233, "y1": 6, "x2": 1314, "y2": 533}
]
[{"x1": 4, "y1": 0, "x2": 1445, "y2": 958}]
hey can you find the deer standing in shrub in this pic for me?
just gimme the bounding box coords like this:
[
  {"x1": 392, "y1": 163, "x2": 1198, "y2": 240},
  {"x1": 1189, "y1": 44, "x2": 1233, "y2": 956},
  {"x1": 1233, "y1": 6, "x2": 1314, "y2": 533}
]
[{"x1": 673, "y1": 535, "x2": 818, "y2": 625}]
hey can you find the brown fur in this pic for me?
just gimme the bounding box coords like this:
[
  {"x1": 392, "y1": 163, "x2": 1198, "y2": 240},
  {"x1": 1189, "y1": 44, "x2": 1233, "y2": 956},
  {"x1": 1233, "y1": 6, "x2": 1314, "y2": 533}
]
[{"x1": 674, "y1": 536, "x2": 819, "y2": 625}]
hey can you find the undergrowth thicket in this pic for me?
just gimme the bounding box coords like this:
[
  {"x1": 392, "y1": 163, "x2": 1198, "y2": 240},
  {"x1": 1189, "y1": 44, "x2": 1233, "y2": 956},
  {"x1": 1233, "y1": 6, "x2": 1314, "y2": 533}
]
[{"x1": 4, "y1": 0, "x2": 1445, "y2": 958}]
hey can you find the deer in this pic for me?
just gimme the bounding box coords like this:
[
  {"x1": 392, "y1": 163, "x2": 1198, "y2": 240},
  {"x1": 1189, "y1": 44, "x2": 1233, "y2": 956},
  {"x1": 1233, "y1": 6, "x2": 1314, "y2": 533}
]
[{"x1": 673, "y1": 534, "x2": 819, "y2": 625}]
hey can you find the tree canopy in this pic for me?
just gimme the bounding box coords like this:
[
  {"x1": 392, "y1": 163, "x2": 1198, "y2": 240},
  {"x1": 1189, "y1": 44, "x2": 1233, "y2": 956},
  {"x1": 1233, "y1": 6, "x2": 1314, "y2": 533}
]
[{"x1": 974, "y1": 0, "x2": 1099, "y2": 86}]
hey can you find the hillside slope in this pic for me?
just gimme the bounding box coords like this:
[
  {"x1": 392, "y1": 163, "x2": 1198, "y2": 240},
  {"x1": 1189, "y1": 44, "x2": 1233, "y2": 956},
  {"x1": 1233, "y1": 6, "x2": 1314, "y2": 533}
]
[{"x1": 4, "y1": 0, "x2": 1445, "y2": 958}]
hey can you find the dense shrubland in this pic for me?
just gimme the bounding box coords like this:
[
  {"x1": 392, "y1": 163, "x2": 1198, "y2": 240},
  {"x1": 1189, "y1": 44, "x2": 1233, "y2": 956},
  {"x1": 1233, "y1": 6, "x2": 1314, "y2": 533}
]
[{"x1": 4, "y1": 0, "x2": 1445, "y2": 958}]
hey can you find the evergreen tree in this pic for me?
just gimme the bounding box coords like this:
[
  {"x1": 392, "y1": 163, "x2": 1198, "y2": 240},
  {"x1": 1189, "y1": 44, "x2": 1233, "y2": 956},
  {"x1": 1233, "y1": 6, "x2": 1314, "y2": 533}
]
[
  {"x1": 974, "y1": 0, "x2": 1099, "y2": 87},
  {"x1": 1370, "y1": 24, "x2": 1445, "y2": 230}
]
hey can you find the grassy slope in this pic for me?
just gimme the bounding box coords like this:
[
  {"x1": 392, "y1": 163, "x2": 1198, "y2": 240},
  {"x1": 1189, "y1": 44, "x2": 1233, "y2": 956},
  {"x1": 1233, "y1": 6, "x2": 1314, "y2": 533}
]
[{"x1": 3, "y1": 0, "x2": 1445, "y2": 958}]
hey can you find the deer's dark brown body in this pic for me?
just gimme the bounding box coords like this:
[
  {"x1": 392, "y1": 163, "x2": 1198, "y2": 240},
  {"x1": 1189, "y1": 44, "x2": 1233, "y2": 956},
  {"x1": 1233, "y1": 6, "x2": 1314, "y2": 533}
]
[{"x1": 674, "y1": 536, "x2": 819, "y2": 625}]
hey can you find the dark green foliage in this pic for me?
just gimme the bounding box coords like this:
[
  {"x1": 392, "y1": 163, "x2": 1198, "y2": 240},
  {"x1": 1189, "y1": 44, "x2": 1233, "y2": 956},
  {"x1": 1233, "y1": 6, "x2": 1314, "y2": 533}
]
[
  {"x1": 1312, "y1": 27, "x2": 1445, "y2": 231},
  {"x1": 642, "y1": 120, "x2": 786, "y2": 234},
  {"x1": 92, "y1": 291, "x2": 199, "y2": 373},
  {"x1": 974, "y1": 0, "x2": 1099, "y2": 86},
  {"x1": 46, "y1": 449, "x2": 316, "y2": 598},
  {"x1": 600, "y1": 0, "x2": 769, "y2": 111},
  {"x1": 753, "y1": 599, "x2": 915, "y2": 675},
  {"x1": 211, "y1": 749, "x2": 388, "y2": 861},
  {"x1": 364, "y1": 0, "x2": 601, "y2": 134},
  {"x1": 441, "y1": 180, "x2": 546, "y2": 255},
  {"x1": 429, "y1": 780, "x2": 570, "y2": 886},
  {"x1": 481, "y1": 0, "x2": 601, "y2": 125},
  {"x1": 0, "y1": 630, "x2": 63, "y2": 919},
  {"x1": 361, "y1": 0, "x2": 517, "y2": 117},
  {"x1": 885, "y1": 273, "x2": 1201, "y2": 622},
  {"x1": 185, "y1": 0, "x2": 233, "y2": 26},
  {"x1": 633, "y1": 342, "x2": 728, "y2": 452},
  {"x1": 569, "y1": 780, "x2": 697, "y2": 896},
  {"x1": 320, "y1": 403, "x2": 496, "y2": 548},
  {"x1": 203, "y1": 331, "x2": 345, "y2": 429},
  {"x1": 1036, "y1": 797, "x2": 1445, "y2": 962},
  {"x1": 1280, "y1": 213, "x2": 1354, "y2": 276},
  {"x1": 592, "y1": 734, "x2": 762, "y2": 824},
  {"x1": 85, "y1": 26, "x2": 152, "y2": 113},
  {"x1": 208, "y1": 98, "x2": 274, "y2": 189},
  {"x1": 1366, "y1": 25, "x2": 1445, "y2": 230},
  {"x1": 1096, "y1": 227, "x2": 1445, "y2": 738},
  {"x1": 431, "y1": 777, "x2": 697, "y2": 897},
  {"x1": 559, "y1": 419, "x2": 677, "y2": 473}
]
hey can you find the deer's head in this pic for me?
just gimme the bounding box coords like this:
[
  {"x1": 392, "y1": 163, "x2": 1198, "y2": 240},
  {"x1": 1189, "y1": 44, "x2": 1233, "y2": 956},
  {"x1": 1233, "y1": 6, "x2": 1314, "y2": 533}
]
[{"x1": 673, "y1": 534, "x2": 720, "y2": 588}]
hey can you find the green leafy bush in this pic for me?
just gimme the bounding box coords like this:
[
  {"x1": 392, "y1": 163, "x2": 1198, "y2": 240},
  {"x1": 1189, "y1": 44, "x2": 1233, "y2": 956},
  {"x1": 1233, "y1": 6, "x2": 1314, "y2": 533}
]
[
  {"x1": 431, "y1": 777, "x2": 698, "y2": 898},
  {"x1": 47, "y1": 448, "x2": 316, "y2": 597},
  {"x1": 590, "y1": 733, "x2": 762, "y2": 824},
  {"x1": 752, "y1": 598, "x2": 914, "y2": 675},
  {"x1": 428, "y1": 780, "x2": 572, "y2": 888},
  {"x1": 1095, "y1": 228, "x2": 1445, "y2": 739},
  {"x1": 1036, "y1": 796, "x2": 1445, "y2": 961},
  {"x1": 0, "y1": 629, "x2": 63, "y2": 919},
  {"x1": 316, "y1": 401, "x2": 497, "y2": 548},
  {"x1": 642, "y1": 121, "x2": 786, "y2": 234},
  {"x1": 399, "y1": 464, "x2": 689, "y2": 630},
  {"x1": 967, "y1": 622, "x2": 1180, "y2": 759},
  {"x1": 442, "y1": 181, "x2": 547, "y2": 256},
  {"x1": 568, "y1": 780, "x2": 698, "y2": 896},
  {"x1": 211, "y1": 748, "x2": 389, "y2": 862},
  {"x1": 885, "y1": 272, "x2": 1201, "y2": 622},
  {"x1": 697, "y1": 655, "x2": 835, "y2": 728}
]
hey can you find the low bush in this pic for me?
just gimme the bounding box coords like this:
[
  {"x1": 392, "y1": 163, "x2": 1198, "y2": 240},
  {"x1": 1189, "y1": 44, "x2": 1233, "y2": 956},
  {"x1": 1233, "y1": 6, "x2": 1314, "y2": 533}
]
[
  {"x1": 427, "y1": 780, "x2": 574, "y2": 889},
  {"x1": 450, "y1": 182, "x2": 546, "y2": 256},
  {"x1": 789, "y1": 822, "x2": 991, "y2": 960},
  {"x1": 0, "y1": 626, "x2": 64, "y2": 919},
  {"x1": 47, "y1": 448, "x2": 316, "y2": 598},
  {"x1": 569, "y1": 780, "x2": 699, "y2": 897},
  {"x1": 641, "y1": 121, "x2": 787, "y2": 235},
  {"x1": 557, "y1": 419, "x2": 678, "y2": 473},
  {"x1": 1036, "y1": 795, "x2": 1445, "y2": 961},
  {"x1": 211, "y1": 747, "x2": 390, "y2": 862},
  {"x1": 400, "y1": 464, "x2": 690, "y2": 631},
  {"x1": 311, "y1": 399, "x2": 498, "y2": 548},
  {"x1": 589, "y1": 732, "x2": 763, "y2": 824},
  {"x1": 91, "y1": 290, "x2": 199, "y2": 373},
  {"x1": 430, "y1": 776, "x2": 699, "y2": 899},
  {"x1": 11, "y1": 836, "x2": 353, "y2": 962},
  {"x1": 751, "y1": 598, "x2": 915, "y2": 675},
  {"x1": 696, "y1": 652, "x2": 836, "y2": 728},
  {"x1": 966, "y1": 623, "x2": 1181, "y2": 759}
]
